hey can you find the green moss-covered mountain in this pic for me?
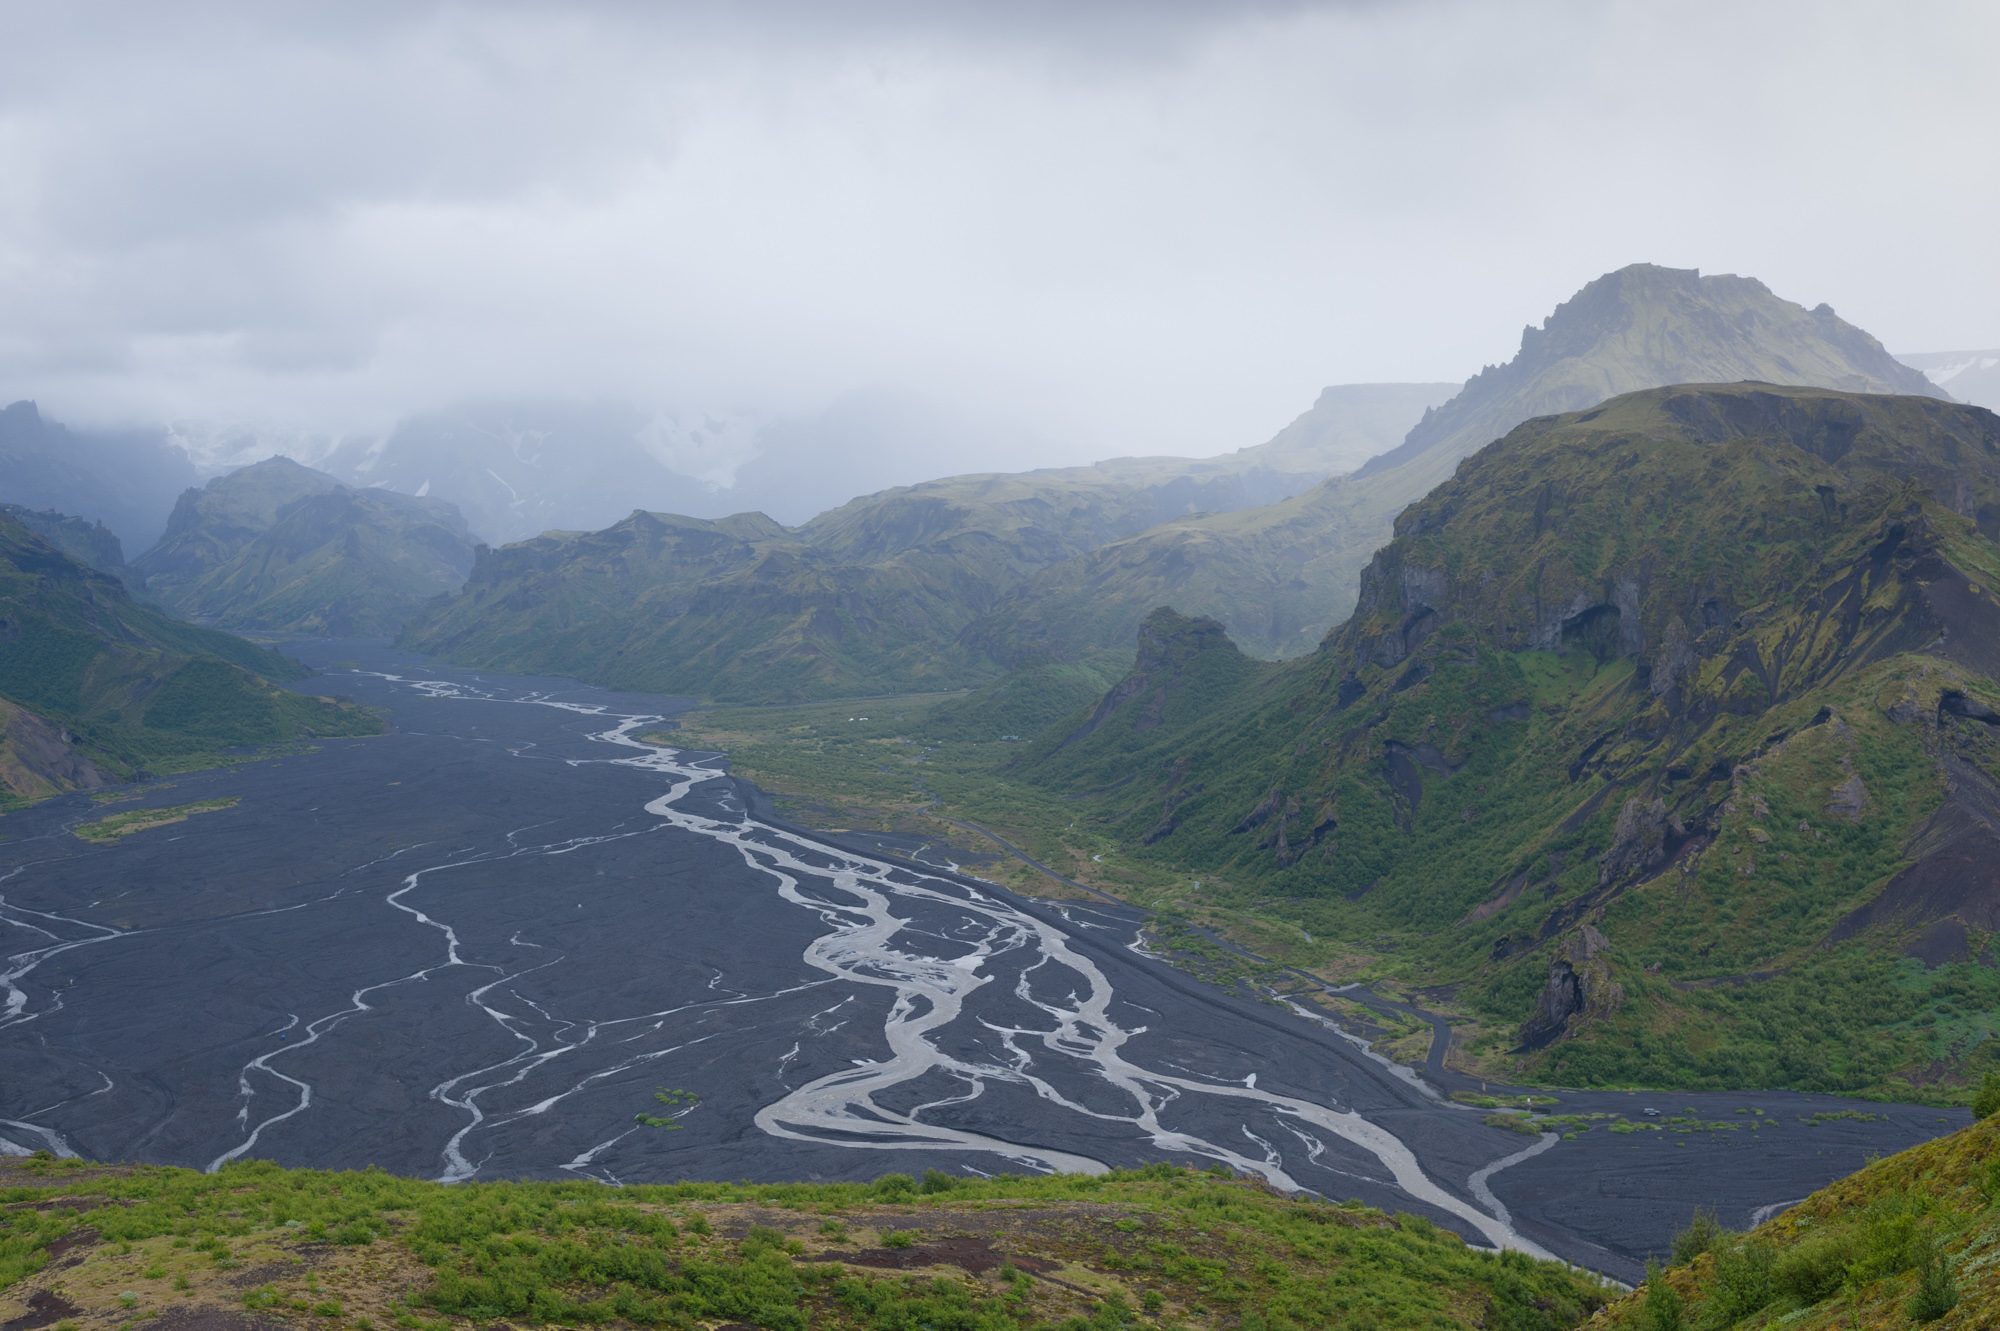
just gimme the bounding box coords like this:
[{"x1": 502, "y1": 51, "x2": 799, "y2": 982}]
[
  {"x1": 400, "y1": 387, "x2": 1450, "y2": 703},
  {"x1": 0, "y1": 513, "x2": 379, "y2": 804},
  {"x1": 1591, "y1": 1110, "x2": 2000, "y2": 1331},
  {"x1": 0, "y1": 503, "x2": 135, "y2": 587},
  {"x1": 0, "y1": 1156, "x2": 1607, "y2": 1331},
  {"x1": 971, "y1": 264, "x2": 1950, "y2": 666},
  {"x1": 134, "y1": 456, "x2": 477, "y2": 636},
  {"x1": 0, "y1": 399, "x2": 198, "y2": 552},
  {"x1": 1033, "y1": 384, "x2": 2000, "y2": 1100}
]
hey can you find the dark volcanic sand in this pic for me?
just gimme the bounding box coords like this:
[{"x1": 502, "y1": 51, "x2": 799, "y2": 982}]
[{"x1": 0, "y1": 642, "x2": 1968, "y2": 1280}]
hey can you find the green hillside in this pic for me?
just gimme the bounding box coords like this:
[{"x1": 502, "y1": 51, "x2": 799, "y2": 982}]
[
  {"x1": 1028, "y1": 385, "x2": 2000, "y2": 1100},
  {"x1": 1591, "y1": 1109, "x2": 2000, "y2": 1330},
  {"x1": 0, "y1": 512, "x2": 379, "y2": 803},
  {"x1": 0, "y1": 1156, "x2": 1607, "y2": 1331},
  {"x1": 401, "y1": 389, "x2": 1447, "y2": 704},
  {"x1": 135, "y1": 456, "x2": 477, "y2": 636},
  {"x1": 971, "y1": 265, "x2": 1951, "y2": 666},
  {"x1": 0, "y1": 503, "x2": 134, "y2": 586}
]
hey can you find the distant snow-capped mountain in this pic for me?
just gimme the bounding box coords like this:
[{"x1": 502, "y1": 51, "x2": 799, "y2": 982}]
[
  {"x1": 166, "y1": 392, "x2": 1061, "y2": 544},
  {"x1": 164, "y1": 419, "x2": 351, "y2": 475},
  {"x1": 1899, "y1": 349, "x2": 2000, "y2": 411}
]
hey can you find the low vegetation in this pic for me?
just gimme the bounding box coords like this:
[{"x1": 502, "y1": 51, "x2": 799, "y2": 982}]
[
  {"x1": 1591, "y1": 1113, "x2": 2000, "y2": 1330},
  {"x1": 0, "y1": 512, "x2": 382, "y2": 806},
  {"x1": 72, "y1": 796, "x2": 239, "y2": 842},
  {"x1": 0, "y1": 1157, "x2": 1607, "y2": 1331},
  {"x1": 1010, "y1": 386, "x2": 2000, "y2": 1105},
  {"x1": 134, "y1": 456, "x2": 477, "y2": 637}
]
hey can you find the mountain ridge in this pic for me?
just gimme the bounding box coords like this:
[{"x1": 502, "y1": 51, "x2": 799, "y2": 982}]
[
  {"x1": 1032, "y1": 383, "x2": 2000, "y2": 1097},
  {"x1": 135, "y1": 456, "x2": 478, "y2": 637},
  {"x1": 970, "y1": 265, "x2": 1957, "y2": 665},
  {"x1": 399, "y1": 385, "x2": 1451, "y2": 701},
  {"x1": 0, "y1": 511, "x2": 379, "y2": 803}
]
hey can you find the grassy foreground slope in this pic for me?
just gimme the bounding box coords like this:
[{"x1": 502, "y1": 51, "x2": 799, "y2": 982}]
[
  {"x1": 1592, "y1": 1112, "x2": 2000, "y2": 1330},
  {"x1": 1028, "y1": 385, "x2": 2000, "y2": 1100},
  {"x1": 0, "y1": 512, "x2": 379, "y2": 804},
  {"x1": 0, "y1": 1158, "x2": 1606, "y2": 1331}
]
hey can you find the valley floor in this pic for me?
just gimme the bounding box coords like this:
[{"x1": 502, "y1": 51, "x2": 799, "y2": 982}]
[{"x1": 0, "y1": 644, "x2": 1970, "y2": 1286}]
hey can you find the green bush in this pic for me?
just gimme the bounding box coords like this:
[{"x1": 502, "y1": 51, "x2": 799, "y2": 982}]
[
  {"x1": 1972, "y1": 1071, "x2": 2000, "y2": 1119},
  {"x1": 1852, "y1": 1192, "x2": 1930, "y2": 1279},
  {"x1": 1669, "y1": 1209, "x2": 1725, "y2": 1265},
  {"x1": 1906, "y1": 1240, "x2": 1960, "y2": 1323},
  {"x1": 1639, "y1": 1261, "x2": 1683, "y2": 1331},
  {"x1": 1772, "y1": 1227, "x2": 1862, "y2": 1306},
  {"x1": 871, "y1": 1173, "x2": 916, "y2": 1200},
  {"x1": 1703, "y1": 1238, "x2": 1777, "y2": 1324}
]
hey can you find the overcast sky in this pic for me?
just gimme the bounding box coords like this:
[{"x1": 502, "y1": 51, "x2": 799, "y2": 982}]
[{"x1": 2, "y1": 0, "x2": 1994, "y2": 466}]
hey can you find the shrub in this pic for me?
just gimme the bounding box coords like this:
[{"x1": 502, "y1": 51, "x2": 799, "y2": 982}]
[
  {"x1": 1639, "y1": 1261, "x2": 1683, "y2": 1331},
  {"x1": 1906, "y1": 1240, "x2": 1959, "y2": 1323},
  {"x1": 1704, "y1": 1238, "x2": 1777, "y2": 1324},
  {"x1": 1773, "y1": 1226, "x2": 1862, "y2": 1306},
  {"x1": 1852, "y1": 1192, "x2": 1930, "y2": 1279},
  {"x1": 1670, "y1": 1209, "x2": 1725, "y2": 1265},
  {"x1": 1973, "y1": 1071, "x2": 2000, "y2": 1119},
  {"x1": 872, "y1": 1173, "x2": 917, "y2": 1200}
]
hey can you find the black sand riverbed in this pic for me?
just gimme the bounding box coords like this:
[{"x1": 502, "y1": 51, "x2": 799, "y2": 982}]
[{"x1": 0, "y1": 643, "x2": 1966, "y2": 1280}]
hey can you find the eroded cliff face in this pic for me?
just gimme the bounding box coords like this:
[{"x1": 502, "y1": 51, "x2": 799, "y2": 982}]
[
  {"x1": 1048, "y1": 385, "x2": 2000, "y2": 1086},
  {"x1": 0, "y1": 700, "x2": 111, "y2": 802},
  {"x1": 1058, "y1": 609, "x2": 1248, "y2": 747}
]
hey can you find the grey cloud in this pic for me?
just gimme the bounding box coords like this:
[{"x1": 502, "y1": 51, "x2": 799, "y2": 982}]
[{"x1": 0, "y1": 0, "x2": 1995, "y2": 471}]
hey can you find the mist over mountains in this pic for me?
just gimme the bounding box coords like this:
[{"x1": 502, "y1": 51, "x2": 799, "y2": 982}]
[
  {"x1": 8, "y1": 6, "x2": 2000, "y2": 1325},
  {"x1": 1902, "y1": 348, "x2": 2000, "y2": 411}
]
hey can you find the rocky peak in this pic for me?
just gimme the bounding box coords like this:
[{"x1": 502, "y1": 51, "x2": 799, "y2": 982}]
[
  {"x1": 1054, "y1": 608, "x2": 1250, "y2": 751},
  {"x1": 1355, "y1": 264, "x2": 1945, "y2": 486}
]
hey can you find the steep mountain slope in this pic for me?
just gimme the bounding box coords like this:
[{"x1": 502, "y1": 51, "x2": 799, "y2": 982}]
[
  {"x1": 0, "y1": 504, "x2": 132, "y2": 584},
  {"x1": 402, "y1": 465, "x2": 1233, "y2": 703},
  {"x1": 399, "y1": 509, "x2": 973, "y2": 702},
  {"x1": 1591, "y1": 1110, "x2": 2000, "y2": 1330},
  {"x1": 0, "y1": 400, "x2": 197, "y2": 552},
  {"x1": 1220, "y1": 380, "x2": 1459, "y2": 475},
  {"x1": 135, "y1": 457, "x2": 477, "y2": 636},
  {"x1": 1903, "y1": 348, "x2": 2000, "y2": 411},
  {"x1": 402, "y1": 385, "x2": 1448, "y2": 702},
  {"x1": 975, "y1": 266, "x2": 1951, "y2": 665},
  {"x1": 1034, "y1": 385, "x2": 2000, "y2": 1098},
  {"x1": 0, "y1": 514, "x2": 378, "y2": 803}
]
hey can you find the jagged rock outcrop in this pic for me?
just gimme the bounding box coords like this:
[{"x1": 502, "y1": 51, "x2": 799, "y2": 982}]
[
  {"x1": 0, "y1": 505, "x2": 130, "y2": 583},
  {"x1": 1517, "y1": 924, "x2": 1618, "y2": 1050},
  {"x1": 1057, "y1": 608, "x2": 1251, "y2": 750},
  {"x1": 1041, "y1": 384, "x2": 2000, "y2": 1092},
  {"x1": 0, "y1": 700, "x2": 112, "y2": 801},
  {"x1": 1597, "y1": 798, "x2": 1687, "y2": 889}
]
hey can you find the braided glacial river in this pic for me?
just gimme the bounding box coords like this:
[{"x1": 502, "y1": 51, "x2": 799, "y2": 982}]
[{"x1": 0, "y1": 645, "x2": 1965, "y2": 1280}]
